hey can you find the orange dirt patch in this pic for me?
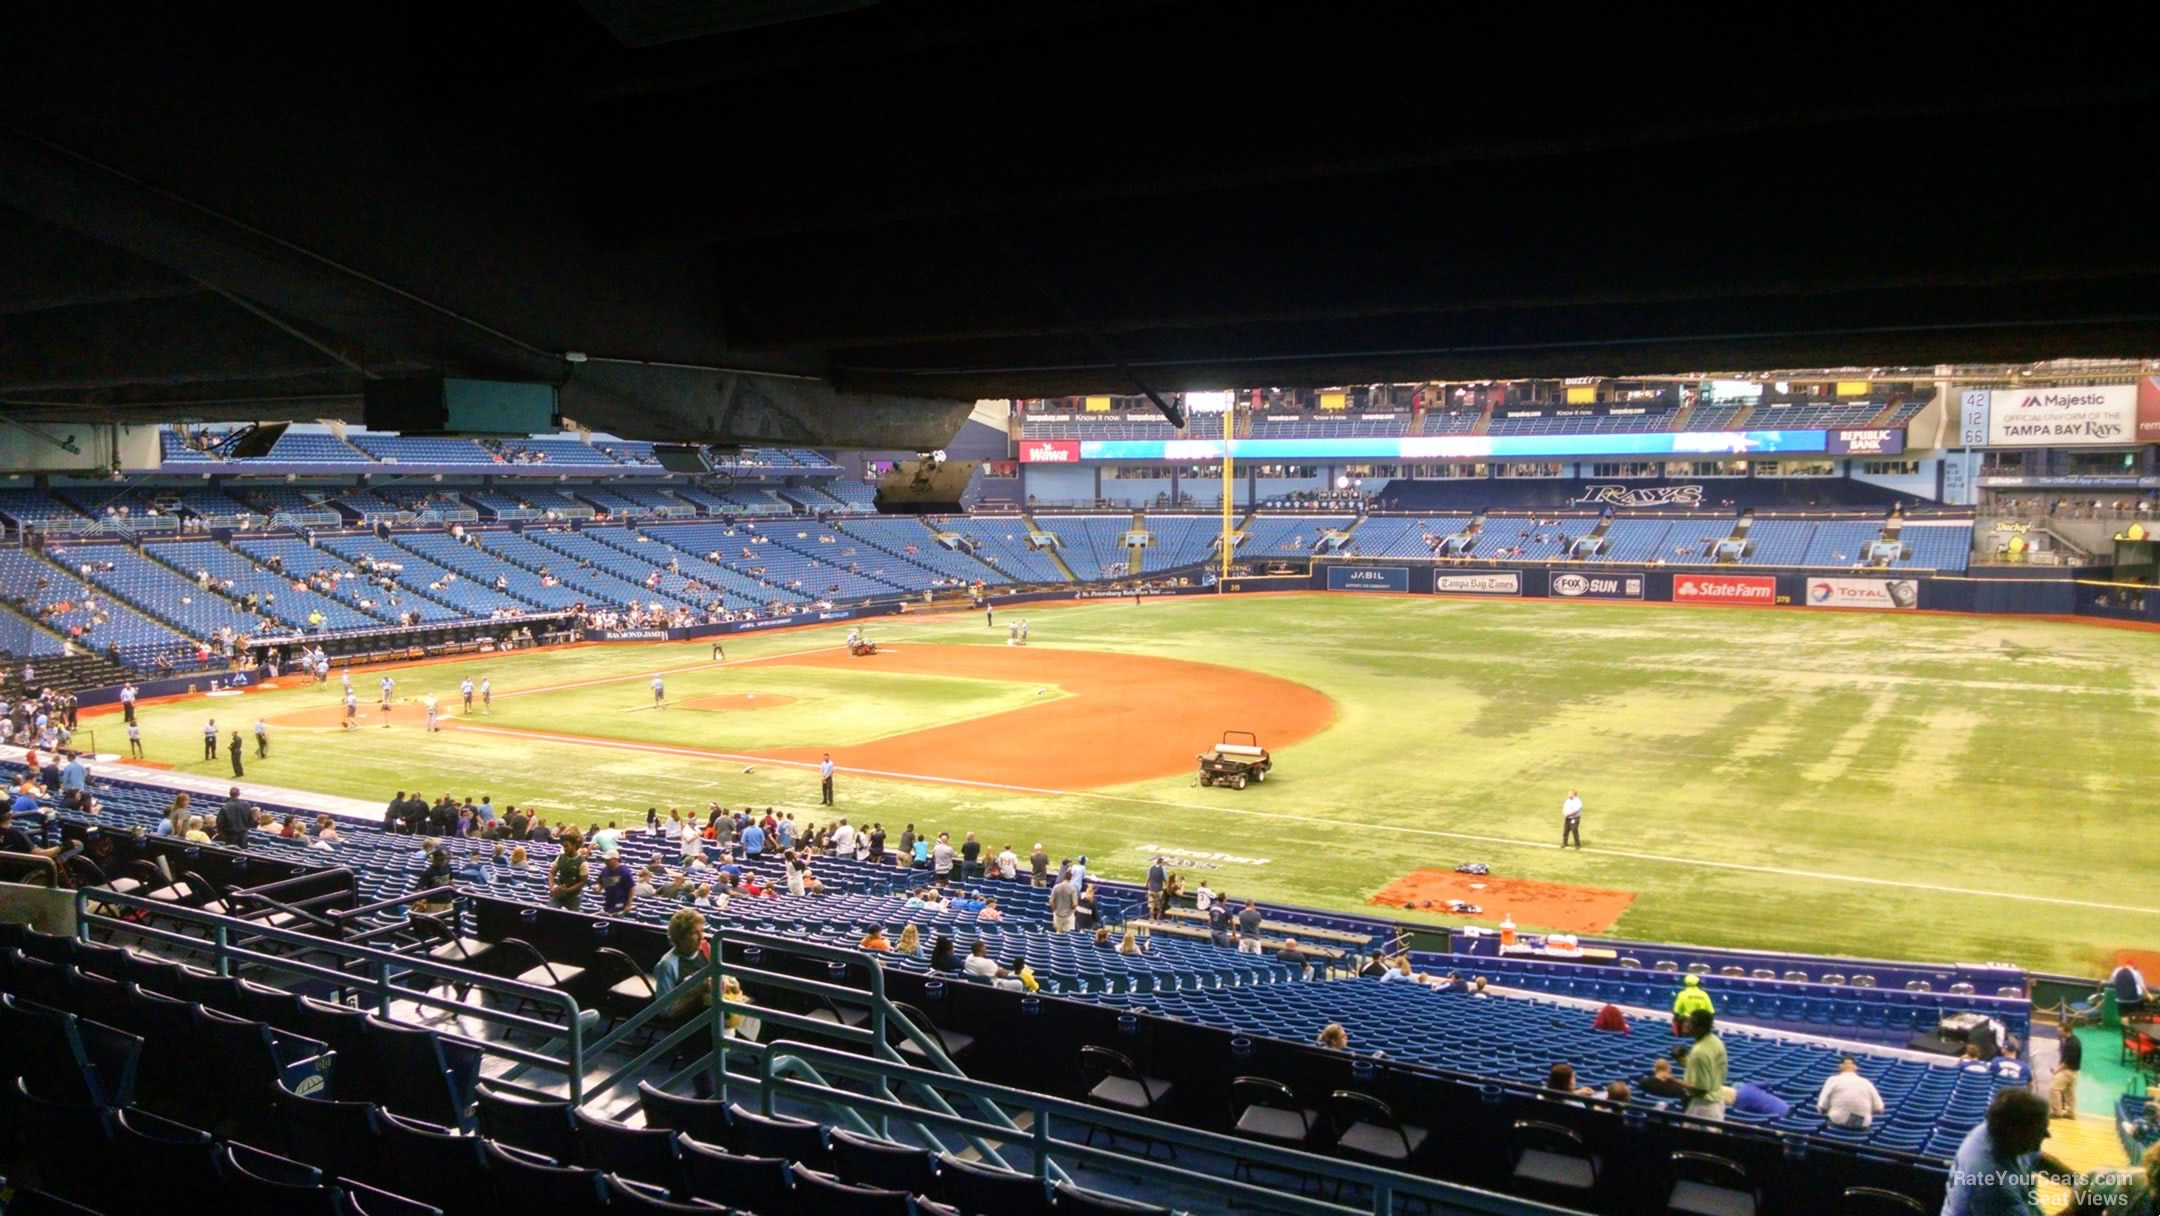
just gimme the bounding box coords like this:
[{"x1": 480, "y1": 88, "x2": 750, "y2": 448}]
[
  {"x1": 1369, "y1": 870, "x2": 1636, "y2": 936},
  {"x1": 681, "y1": 693, "x2": 796, "y2": 713},
  {"x1": 748, "y1": 643, "x2": 1334, "y2": 790},
  {"x1": 116, "y1": 758, "x2": 176, "y2": 771},
  {"x1": 2116, "y1": 949, "x2": 2160, "y2": 980}
]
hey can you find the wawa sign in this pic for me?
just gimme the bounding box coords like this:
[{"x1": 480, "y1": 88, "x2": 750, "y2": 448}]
[{"x1": 1018, "y1": 440, "x2": 1081, "y2": 463}]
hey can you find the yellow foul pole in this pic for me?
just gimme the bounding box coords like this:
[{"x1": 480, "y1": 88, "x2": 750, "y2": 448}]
[{"x1": 1219, "y1": 400, "x2": 1234, "y2": 581}]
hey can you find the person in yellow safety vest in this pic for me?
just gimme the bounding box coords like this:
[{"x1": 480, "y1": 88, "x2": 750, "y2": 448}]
[{"x1": 1671, "y1": 973, "x2": 1716, "y2": 1035}]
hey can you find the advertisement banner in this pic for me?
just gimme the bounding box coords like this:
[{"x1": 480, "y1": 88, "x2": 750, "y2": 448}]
[
  {"x1": 1959, "y1": 390, "x2": 1990, "y2": 448},
  {"x1": 1432, "y1": 572, "x2": 1521, "y2": 596},
  {"x1": 1671, "y1": 574, "x2": 1776, "y2": 606},
  {"x1": 1550, "y1": 572, "x2": 1644, "y2": 600},
  {"x1": 1019, "y1": 440, "x2": 1081, "y2": 463},
  {"x1": 2140, "y1": 377, "x2": 2160, "y2": 443},
  {"x1": 1805, "y1": 577, "x2": 1919, "y2": 610},
  {"x1": 1985, "y1": 385, "x2": 2137, "y2": 446},
  {"x1": 1075, "y1": 430, "x2": 1831, "y2": 463},
  {"x1": 1325, "y1": 565, "x2": 1408, "y2": 593},
  {"x1": 1826, "y1": 428, "x2": 1907, "y2": 456}
]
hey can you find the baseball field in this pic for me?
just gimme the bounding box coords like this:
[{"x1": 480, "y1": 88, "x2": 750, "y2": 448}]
[{"x1": 102, "y1": 593, "x2": 2160, "y2": 976}]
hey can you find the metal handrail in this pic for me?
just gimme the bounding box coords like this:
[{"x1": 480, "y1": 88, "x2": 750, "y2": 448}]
[
  {"x1": 0, "y1": 852, "x2": 61, "y2": 887},
  {"x1": 76, "y1": 888, "x2": 595, "y2": 1099},
  {"x1": 751, "y1": 1039, "x2": 1574, "y2": 1216}
]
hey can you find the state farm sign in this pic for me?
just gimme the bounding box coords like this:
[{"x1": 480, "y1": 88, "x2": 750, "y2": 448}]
[
  {"x1": 1019, "y1": 440, "x2": 1082, "y2": 463},
  {"x1": 1671, "y1": 574, "x2": 1775, "y2": 606}
]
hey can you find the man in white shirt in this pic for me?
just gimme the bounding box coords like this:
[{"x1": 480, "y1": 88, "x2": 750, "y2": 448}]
[
  {"x1": 819, "y1": 754, "x2": 835, "y2": 805},
  {"x1": 1561, "y1": 789, "x2": 1584, "y2": 849},
  {"x1": 962, "y1": 941, "x2": 1023, "y2": 990},
  {"x1": 1194, "y1": 881, "x2": 1216, "y2": 913},
  {"x1": 423, "y1": 693, "x2": 440, "y2": 732},
  {"x1": 829, "y1": 819, "x2": 856, "y2": 857},
  {"x1": 1815, "y1": 1056, "x2": 1885, "y2": 1129},
  {"x1": 995, "y1": 845, "x2": 1020, "y2": 880}
]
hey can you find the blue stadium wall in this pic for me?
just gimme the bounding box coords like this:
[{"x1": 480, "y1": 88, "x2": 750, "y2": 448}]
[{"x1": 1296, "y1": 560, "x2": 2160, "y2": 624}]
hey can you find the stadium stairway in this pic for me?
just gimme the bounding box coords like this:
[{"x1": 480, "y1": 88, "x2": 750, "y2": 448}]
[{"x1": 1020, "y1": 515, "x2": 1080, "y2": 581}]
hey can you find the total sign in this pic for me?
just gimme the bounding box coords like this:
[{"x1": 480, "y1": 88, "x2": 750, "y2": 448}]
[
  {"x1": 1806, "y1": 578, "x2": 1919, "y2": 610},
  {"x1": 1551, "y1": 572, "x2": 1643, "y2": 600}
]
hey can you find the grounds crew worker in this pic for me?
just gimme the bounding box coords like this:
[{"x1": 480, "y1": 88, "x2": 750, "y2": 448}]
[{"x1": 1671, "y1": 973, "x2": 1715, "y2": 1035}]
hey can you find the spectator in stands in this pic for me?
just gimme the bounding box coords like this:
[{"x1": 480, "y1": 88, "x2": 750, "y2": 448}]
[
  {"x1": 598, "y1": 850, "x2": 635, "y2": 914},
  {"x1": 1725, "y1": 1082, "x2": 1792, "y2": 1119},
  {"x1": 858, "y1": 926, "x2": 891, "y2": 952},
  {"x1": 1207, "y1": 899, "x2": 1234, "y2": 948},
  {"x1": 1604, "y1": 1081, "x2": 1632, "y2": 1104},
  {"x1": 1670, "y1": 974, "x2": 1715, "y2": 1034},
  {"x1": 2051, "y1": 1032, "x2": 2083, "y2": 1118},
  {"x1": 1545, "y1": 1064, "x2": 1596, "y2": 1100},
  {"x1": 1944, "y1": 1090, "x2": 2066, "y2": 1216},
  {"x1": 1237, "y1": 899, "x2": 1265, "y2": 954},
  {"x1": 1592, "y1": 1004, "x2": 1631, "y2": 1033},
  {"x1": 963, "y1": 941, "x2": 1024, "y2": 991},
  {"x1": 1075, "y1": 882, "x2": 1102, "y2": 930},
  {"x1": 978, "y1": 897, "x2": 1004, "y2": 922},
  {"x1": 548, "y1": 831, "x2": 589, "y2": 909},
  {"x1": 415, "y1": 849, "x2": 454, "y2": 913},
  {"x1": 1816, "y1": 1056, "x2": 1885, "y2": 1129},
  {"x1": 1681, "y1": 1011, "x2": 1728, "y2": 1121},
  {"x1": 1117, "y1": 926, "x2": 1147, "y2": 956},
  {"x1": 928, "y1": 935, "x2": 961, "y2": 973},
  {"x1": 1316, "y1": 1023, "x2": 1349, "y2": 1051},
  {"x1": 216, "y1": 785, "x2": 253, "y2": 848},
  {"x1": 1279, "y1": 937, "x2": 1313, "y2": 980},
  {"x1": 896, "y1": 925, "x2": 921, "y2": 957},
  {"x1": 0, "y1": 804, "x2": 59, "y2": 862},
  {"x1": 651, "y1": 907, "x2": 717, "y2": 1095},
  {"x1": 1049, "y1": 869, "x2": 1079, "y2": 933},
  {"x1": 184, "y1": 816, "x2": 212, "y2": 843},
  {"x1": 1640, "y1": 1053, "x2": 1689, "y2": 1099},
  {"x1": 314, "y1": 815, "x2": 340, "y2": 844}
]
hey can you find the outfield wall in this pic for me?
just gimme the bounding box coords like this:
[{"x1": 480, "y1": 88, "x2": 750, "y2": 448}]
[{"x1": 1303, "y1": 559, "x2": 2160, "y2": 624}]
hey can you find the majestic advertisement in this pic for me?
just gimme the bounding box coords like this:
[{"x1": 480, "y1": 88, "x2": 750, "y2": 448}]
[
  {"x1": 1671, "y1": 574, "x2": 1776, "y2": 606},
  {"x1": 1550, "y1": 572, "x2": 1644, "y2": 600},
  {"x1": 2141, "y1": 377, "x2": 2160, "y2": 443},
  {"x1": 1325, "y1": 565, "x2": 1409, "y2": 593},
  {"x1": 1432, "y1": 572, "x2": 1521, "y2": 596},
  {"x1": 1984, "y1": 385, "x2": 2137, "y2": 446},
  {"x1": 1018, "y1": 440, "x2": 1082, "y2": 463},
  {"x1": 1826, "y1": 428, "x2": 1908, "y2": 456},
  {"x1": 1073, "y1": 431, "x2": 1830, "y2": 462},
  {"x1": 1805, "y1": 578, "x2": 1919, "y2": 610}
]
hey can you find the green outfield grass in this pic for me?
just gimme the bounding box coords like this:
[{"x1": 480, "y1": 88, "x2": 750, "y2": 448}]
[{"x1": 117, "y1": 595, "x2": 2160, "y2": 975}]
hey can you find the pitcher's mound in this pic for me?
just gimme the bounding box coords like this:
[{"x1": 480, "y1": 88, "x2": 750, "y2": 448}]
[
  {"x1": 1370, "y1": 870, "x2": 1636, "y2": 935},
  {"x1": 682, "y1": 693, "x2": 796, "y2": 713}
]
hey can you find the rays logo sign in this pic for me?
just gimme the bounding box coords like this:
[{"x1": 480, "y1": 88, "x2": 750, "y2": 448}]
[{"x1": 1570, "y1": 484, "x2": 1705, "y2": 508}]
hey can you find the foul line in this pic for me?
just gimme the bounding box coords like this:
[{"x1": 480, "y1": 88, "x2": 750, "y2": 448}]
[
  {"x1": 474, "y1": 636, "x2": 934, "y2": 702},
  {"x1": 441, "y1": 721, "x2": 2160, "y2": 918}
]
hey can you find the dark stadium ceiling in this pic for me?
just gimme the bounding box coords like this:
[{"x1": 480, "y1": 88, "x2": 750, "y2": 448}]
[{"x1": 2, "y1": 2, "x2": 2159, "y2": 447}]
